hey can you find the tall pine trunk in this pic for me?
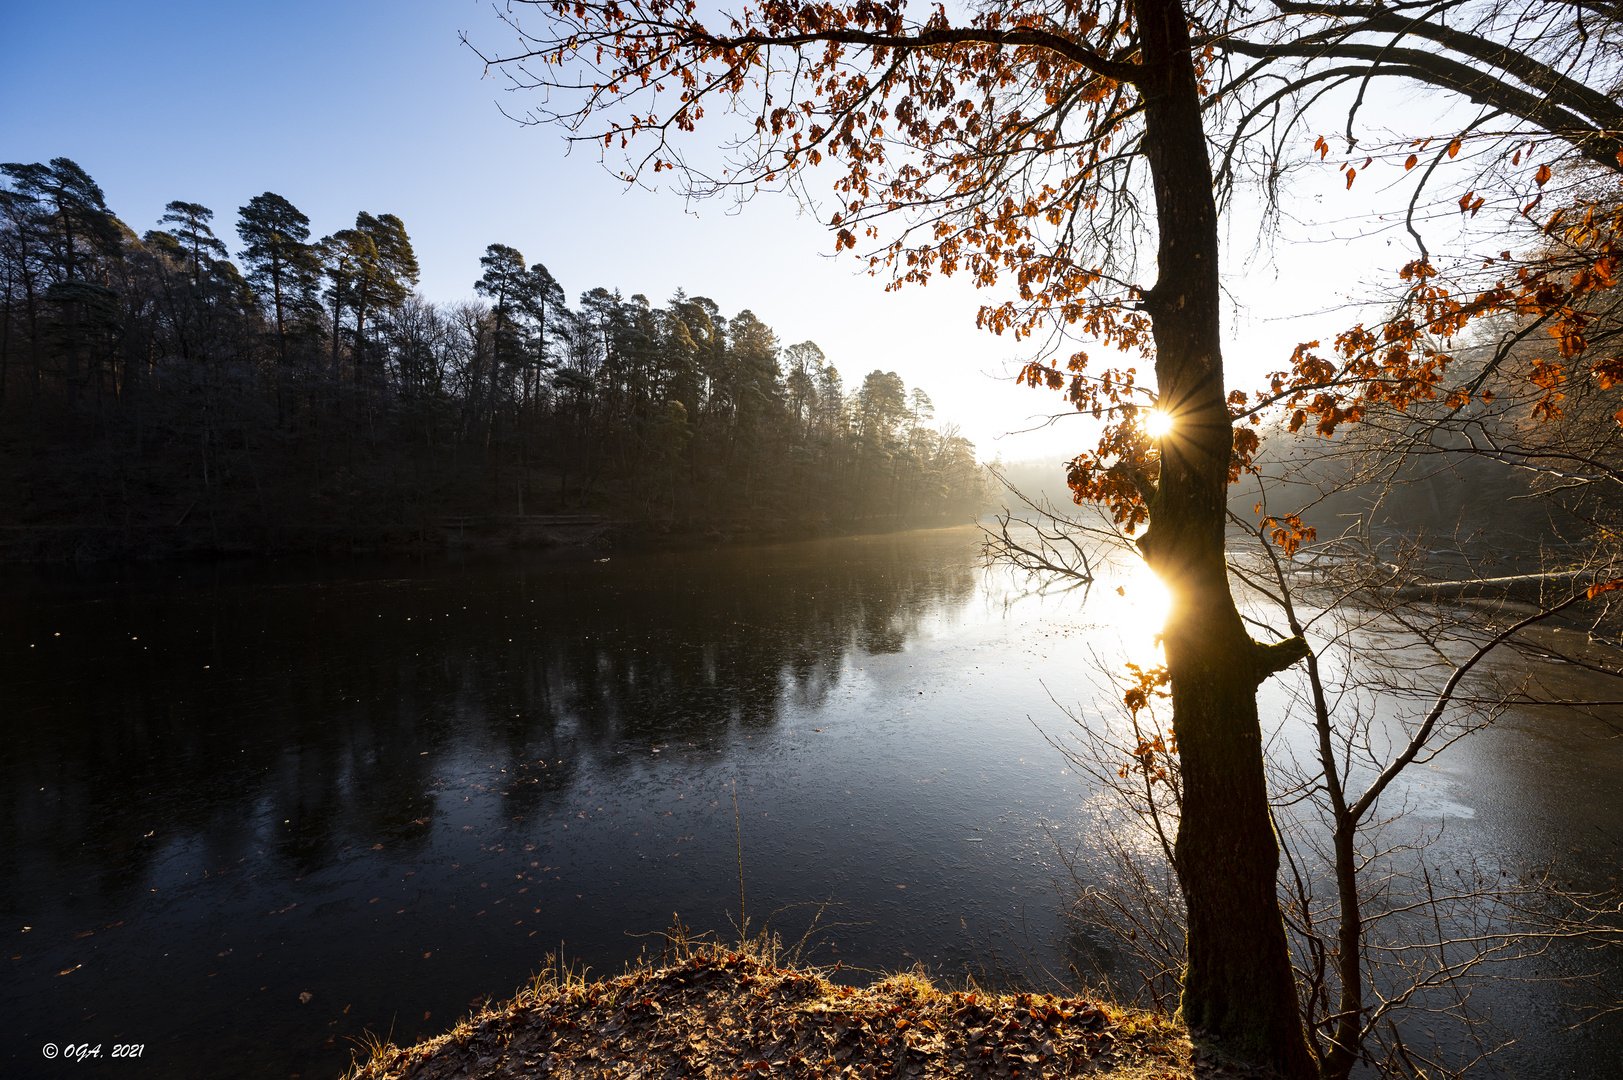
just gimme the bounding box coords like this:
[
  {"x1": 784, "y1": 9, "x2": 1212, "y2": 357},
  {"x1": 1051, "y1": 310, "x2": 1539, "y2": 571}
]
[{"x1": 1134, "y1": 0, "x2": 1316, "y2": 1073}]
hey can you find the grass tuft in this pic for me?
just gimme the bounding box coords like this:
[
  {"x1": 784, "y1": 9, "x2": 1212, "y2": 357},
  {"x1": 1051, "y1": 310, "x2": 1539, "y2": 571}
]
[{"x1": 341, "y1": 916, "x2": 1193, "y2": 1080}]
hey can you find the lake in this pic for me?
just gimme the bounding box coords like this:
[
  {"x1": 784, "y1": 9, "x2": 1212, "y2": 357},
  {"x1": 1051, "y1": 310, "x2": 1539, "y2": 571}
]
[{"x1": 2, "y1": 526, "x2": 1618, "y2": 1078}]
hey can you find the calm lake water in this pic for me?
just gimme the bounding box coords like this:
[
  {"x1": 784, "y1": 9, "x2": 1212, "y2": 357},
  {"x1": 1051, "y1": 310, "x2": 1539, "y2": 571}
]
[{"x1": 2, "y1": 526, "x2": 1618, "y2": 1078}]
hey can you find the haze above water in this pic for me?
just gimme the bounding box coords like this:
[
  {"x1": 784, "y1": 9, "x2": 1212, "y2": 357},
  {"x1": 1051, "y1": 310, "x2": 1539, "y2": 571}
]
[{"x1": 2, "y1": 527, "x2": 1617, "y2": 1078}]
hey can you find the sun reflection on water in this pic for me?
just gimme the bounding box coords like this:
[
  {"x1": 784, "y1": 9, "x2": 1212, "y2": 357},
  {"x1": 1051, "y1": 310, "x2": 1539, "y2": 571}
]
[{"x1": 1104, "y1": 562, "x2": 1171, "y2": 666}]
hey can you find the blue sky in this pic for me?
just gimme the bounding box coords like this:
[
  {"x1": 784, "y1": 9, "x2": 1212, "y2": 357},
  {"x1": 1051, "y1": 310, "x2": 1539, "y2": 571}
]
[{"x1": 1, "y1": 0, "x2": 1411, "y2": 463}]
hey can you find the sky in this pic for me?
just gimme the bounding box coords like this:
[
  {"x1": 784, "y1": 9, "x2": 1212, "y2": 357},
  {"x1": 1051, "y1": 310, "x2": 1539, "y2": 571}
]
[{"x1": 1, "y1": 0, "x2": 1432, "y2": 464}]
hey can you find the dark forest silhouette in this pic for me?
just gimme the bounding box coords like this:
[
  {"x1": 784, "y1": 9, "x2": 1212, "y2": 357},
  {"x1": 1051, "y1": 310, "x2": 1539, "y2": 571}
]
[{"x1": 0, "y1": 158, "x2": 988, "y2": 561}]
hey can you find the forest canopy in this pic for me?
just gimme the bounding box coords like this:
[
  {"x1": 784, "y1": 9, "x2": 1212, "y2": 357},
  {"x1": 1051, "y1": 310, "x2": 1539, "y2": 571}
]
[{"x1": 0, "y1": 158, "x2": 989, "y2": 561}]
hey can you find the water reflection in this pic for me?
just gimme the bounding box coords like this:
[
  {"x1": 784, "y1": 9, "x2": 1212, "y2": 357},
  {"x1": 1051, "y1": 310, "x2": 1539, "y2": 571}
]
[
  {"x1": 2, "y1": 527, "x2": 1616, "y2": 1080},
  {"x1": 4, "y1": 537, "x2": 976, "y2": 883},
  {"x1": 3, "y1": 531, "x2": 1021, "y2": 1080}
]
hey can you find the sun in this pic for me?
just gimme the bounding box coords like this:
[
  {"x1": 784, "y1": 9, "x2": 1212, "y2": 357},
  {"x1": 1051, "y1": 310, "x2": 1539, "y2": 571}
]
[{"x1": 1144, "y1": 409, "x2": 1175, "y2": 438}]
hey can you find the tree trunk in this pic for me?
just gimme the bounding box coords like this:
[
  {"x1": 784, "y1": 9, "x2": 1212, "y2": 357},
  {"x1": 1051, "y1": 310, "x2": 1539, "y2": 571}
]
[
  {"x1": 1, "y1": 265, "x2": 11, "y2": 411},
  {"x1": 1322, "y1": 818, "x2": 1363, "y2": 1080},
  {"x1": 331, "y1": 290, "x2": 343, "y2": 376},
  {"x1": 271, "y1": 254, "x2": 287, "y2": 366},
  {"x1": 1134, "y1": 0, "x2": 1316, "y2": 1074}
]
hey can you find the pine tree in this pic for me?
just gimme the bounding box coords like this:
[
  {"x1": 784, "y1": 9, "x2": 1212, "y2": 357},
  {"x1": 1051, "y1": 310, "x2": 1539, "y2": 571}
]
[
  {"x1": 356, "y1": 213, "x2": 418, "y2": 301},
  {"x1": 237, "y1": 193, "x2": 319, "y2": 363},
  {"x1": 158, "y1": 201, "x2": 228, "y2": 288},
  {"x1": 0, "y1": 158, "x2": 122, "y2": 286},
  {"x1": 317, "y1": 228, "x2": 370, "y2": 375},
  {"x1": 783, "y1": 340, "x2": 825, "y2": 439},
  {"x1": 856, "y1": 370, "x2": 907, "y2": 445},
  {"x1": 320, "y1": 213, "x2": 418, "y2": 377},
  {"x1": 475, "y1": 243, "x2": 530, "y2": 376},
  {"x1": 524, "y1": 262, "x2": 567, "y2": 401}
]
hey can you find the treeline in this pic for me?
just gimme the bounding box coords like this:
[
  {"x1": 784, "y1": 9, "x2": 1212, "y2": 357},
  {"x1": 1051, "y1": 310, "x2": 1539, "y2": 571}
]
[{"x1": 0, "y1": 158, "x2": 988, "y2": 561}]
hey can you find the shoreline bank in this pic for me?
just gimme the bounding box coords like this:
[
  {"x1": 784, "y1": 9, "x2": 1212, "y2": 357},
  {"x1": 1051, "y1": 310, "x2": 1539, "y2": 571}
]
[
  {"x1": 0, "y1": 512, "x2": 981, "y2": 567},
  {"x1": 340, "y1": 941, "x2": 1195, "y2": 1080}
]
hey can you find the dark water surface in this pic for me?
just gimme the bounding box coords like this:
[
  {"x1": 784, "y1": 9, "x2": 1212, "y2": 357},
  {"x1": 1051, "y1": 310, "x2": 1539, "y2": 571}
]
[{"x1": 2, "y1": 527, "x2": 1619, "y2": 1078}]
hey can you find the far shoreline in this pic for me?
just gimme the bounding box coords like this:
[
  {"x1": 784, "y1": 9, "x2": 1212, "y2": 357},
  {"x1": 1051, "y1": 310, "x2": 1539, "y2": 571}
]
[{"x1": 0, "y1": 512, "x2": 987, "y2": 569}]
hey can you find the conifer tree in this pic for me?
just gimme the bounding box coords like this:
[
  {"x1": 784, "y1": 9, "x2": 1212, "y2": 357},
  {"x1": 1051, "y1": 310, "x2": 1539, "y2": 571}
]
[
  {"x1": 317, "y1": 227, "x2": 371, "y2": 375},
  {"x1": 524, "y1": 262, "x2": 567, "y2": 396},
  {"x1": 0, "y1": 158, "x2": 121, "y2": 285},
  {"x1": 158, "y1": 201, "x2": 227, "y2": 288},
  {"x1": 475, "y1": 242, "x2": 531, "y2": 379},
  {"x1": 783, "y1": 340, "x2": 825, "y2": 437},
  {"x1": 321, "y1": 213, "x2": 418, "y2": 376},
  {"x1": 353, "y1": 212, "x2": 418, "y2": 372},
  {"x1": 237, "y1": 192, "x2": 319, "y2": 363},
  {"x1": 856, "y1": 370, "x2": 907, "y2": 445},
  {"x1": 356, "y1": 212, "x2": 418, "y2": 302}
]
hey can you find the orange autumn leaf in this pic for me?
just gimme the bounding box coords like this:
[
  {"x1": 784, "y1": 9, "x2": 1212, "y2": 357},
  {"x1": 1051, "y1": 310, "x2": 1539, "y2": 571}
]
[
  {"x1": 1588, "y1": 579, "x2": 1623, "y2": 600},
  {"x1": 1262, "y1": 514, "x2": 1317, "y2": 557}
]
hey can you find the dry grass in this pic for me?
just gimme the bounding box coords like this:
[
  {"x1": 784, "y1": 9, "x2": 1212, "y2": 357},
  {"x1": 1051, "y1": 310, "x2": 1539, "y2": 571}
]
[{"x1": 339, "y1": 929, "x2": 1195, "y2": 1080}]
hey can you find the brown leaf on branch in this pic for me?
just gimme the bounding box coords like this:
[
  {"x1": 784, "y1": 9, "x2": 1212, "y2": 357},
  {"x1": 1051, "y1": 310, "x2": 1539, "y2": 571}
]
[{"x1": 1587, "y1": 578, "x2": 1623, "y2": 600}]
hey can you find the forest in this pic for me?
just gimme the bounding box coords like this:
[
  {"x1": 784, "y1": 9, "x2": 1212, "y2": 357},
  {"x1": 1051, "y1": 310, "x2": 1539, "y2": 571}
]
[{"x1": 0, "y1": 158, "x2": 989, "y2": 562}]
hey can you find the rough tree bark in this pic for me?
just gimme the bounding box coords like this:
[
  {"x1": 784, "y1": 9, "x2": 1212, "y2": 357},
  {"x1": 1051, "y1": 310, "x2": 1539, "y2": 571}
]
[{"x1": 1134, "y1": 0, "x2": 1316, "y2": 1071}]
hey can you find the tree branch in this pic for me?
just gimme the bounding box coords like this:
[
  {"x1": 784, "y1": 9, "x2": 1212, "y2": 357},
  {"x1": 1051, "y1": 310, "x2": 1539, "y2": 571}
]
[{"x1": 1218, "y1": 37, "x2": 1622, "y2": 168}]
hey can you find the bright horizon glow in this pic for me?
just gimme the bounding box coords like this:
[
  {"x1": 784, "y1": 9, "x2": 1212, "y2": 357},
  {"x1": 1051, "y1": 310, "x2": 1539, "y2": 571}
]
[{"x1": 1144, "y1": 409, "x2": 1175, "y2": 438}]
